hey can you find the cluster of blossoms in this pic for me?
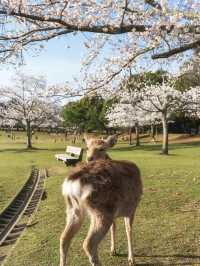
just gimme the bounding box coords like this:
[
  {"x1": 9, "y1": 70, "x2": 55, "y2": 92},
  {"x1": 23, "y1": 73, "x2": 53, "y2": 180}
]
[
  {"x1": 106, "y1": 101, "x2": 161, "y2": 129},
  {"x1": 182, "y1": 87, "x2": 200, "y2": 119},
  {"x1": 106, "y1": 78, "x2": 200, "y2": 153},
  {"x1": 0, "y1": 1, "x2": 199, "y2": 92},
  {"x1": 106, "y1": 103, "x2": 140, "y2": 129}
]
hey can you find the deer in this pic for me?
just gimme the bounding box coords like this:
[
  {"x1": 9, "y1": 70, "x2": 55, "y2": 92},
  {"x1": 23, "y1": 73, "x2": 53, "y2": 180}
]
[{"x1": 60, "y1": 135, "x2": 143, "y2": 266}]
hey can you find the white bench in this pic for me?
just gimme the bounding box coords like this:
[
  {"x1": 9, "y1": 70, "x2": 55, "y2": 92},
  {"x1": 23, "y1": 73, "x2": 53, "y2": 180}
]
[{"x1": 55, "y1": 146, "x2": 83, "y2": 166}]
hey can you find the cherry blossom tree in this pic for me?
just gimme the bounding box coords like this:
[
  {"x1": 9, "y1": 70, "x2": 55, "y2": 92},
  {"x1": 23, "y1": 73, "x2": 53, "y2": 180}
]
[
  {"x1": 0, "y1": 1, "x2": 199, "y2": 60},
  {"x1": 0, "y1": 103, "x2": 6, "y2": 128},
  {"x1": 0, "y1": 73, "x2": 62, "y2": 148},
  {"x1": 106, "y1": 103, "x2": 140, "y2": 145},
  {"x1": 182, "y1": 86, "x2": 200, "y2": 124},
  {"x1": 0, "y1": 0, "x2": 199, "y2": 134},
  {"x1": 136, "y1": 81, "x2": 183, "y2": 154},
  {"x1": 106, "y1": 102, "x2": 159, "y2": 146},
  {"x1": 140, "y1": 112, "x2": 162, "y2": 142},
  {"x1": 0, "y1": 1, "x2": 199, "y2": 91},
  {"x1": 111, "y1": 78, "x2": 183, "y2": 154}
]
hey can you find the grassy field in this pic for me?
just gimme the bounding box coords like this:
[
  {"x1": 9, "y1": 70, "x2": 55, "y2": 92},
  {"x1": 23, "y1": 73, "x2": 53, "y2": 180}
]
[{"x1": 0, "y1": 131, "x2": 200, "y2": 266}]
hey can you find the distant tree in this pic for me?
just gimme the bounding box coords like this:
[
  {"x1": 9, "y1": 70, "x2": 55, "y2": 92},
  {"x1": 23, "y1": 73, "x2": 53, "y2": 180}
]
[
  {"x1": 107, "y1": 96, "x2": 161, "y2": 145},
  {"x1": 183, "y1": 87, "x2": 200, "y2": 118},
  {"x1": 62, "y1": 95, "x2": 111, "y2": 133},
  {"x1": 138, "y1": 81, "x2": 183, "y2": 154},
  {"x1": 175, "y1": 49, "x2": 200, "y2": 91},
  {"x1": 0, "y1": 103, "x2": 5, "y2": 123},
  {"x1": 119, "y1": 79, "x2": 184, "y2": 154},
  {"x1": 0, "y1": 73, "x2": 61, "y2": 148},
  {"x1": 99, "y1": 98, "x2": 116, "y2": 133},
  {"x1": 123, "y1": 70, "x2": 169, "y2": 92},
  {"x1": 106, "y1": 103, "x2": 141, "y2": 146}
]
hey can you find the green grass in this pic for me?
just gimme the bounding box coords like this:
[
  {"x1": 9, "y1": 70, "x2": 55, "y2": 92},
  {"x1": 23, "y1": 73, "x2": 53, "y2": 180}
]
[
  {"x1": 0, "y1": 131, "x2": 71, "y2": 213},
  {"x1": 0, "y1": 131, "x2": 200, "y2": 265}
]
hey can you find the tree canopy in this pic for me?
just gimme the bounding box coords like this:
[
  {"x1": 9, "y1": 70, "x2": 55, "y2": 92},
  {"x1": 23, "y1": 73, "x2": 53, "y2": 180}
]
[
  {"x1": 62, "y1": 95, "x2": 113, "y2": 133},
  {"x1": 0, "y1": 1, "x2": 199, "y2": 92},
  {"x1": 0, "y1": 1, "x2": 199, "y2": 61}
]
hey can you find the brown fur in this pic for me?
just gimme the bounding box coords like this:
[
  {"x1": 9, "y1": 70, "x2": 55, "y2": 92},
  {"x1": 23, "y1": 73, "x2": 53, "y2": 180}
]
[
  {"x1": 68, "y1": 159, "x2": 142, "y2": 216},
  {"x1": 60, "y1": 135, "x2": 143, "y2": 266}
]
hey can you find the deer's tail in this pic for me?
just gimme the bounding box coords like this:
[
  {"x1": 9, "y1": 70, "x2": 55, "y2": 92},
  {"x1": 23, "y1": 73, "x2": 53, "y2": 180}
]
[{"x1": 62, "y1": 179, "x2": 92, "y2": 210}]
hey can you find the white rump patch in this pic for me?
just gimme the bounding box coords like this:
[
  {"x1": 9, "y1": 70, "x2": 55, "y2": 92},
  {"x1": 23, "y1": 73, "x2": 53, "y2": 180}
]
[{"x1": 62, "y1": 179, "x2": 92, "y2": 200}]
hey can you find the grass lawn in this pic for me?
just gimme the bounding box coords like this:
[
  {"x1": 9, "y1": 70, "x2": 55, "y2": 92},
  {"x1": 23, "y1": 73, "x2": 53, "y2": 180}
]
[{"x1": 0, "y1": 131, "x2": 200, "y2": 266}]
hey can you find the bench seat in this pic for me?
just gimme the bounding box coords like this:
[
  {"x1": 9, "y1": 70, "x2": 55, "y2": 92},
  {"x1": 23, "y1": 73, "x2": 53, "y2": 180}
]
[
  {"x1": 55, "y1": 146, "x2": 83, "y2": 166},
  {"x1": 55, "y1": 154, "x2": 79, "y2": 161}
]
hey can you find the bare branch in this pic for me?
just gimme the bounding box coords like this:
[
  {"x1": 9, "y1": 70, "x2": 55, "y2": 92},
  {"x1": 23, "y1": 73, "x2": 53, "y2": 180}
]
[
  {"x1": 85, "y1": 47, "x2": 154, "y2": 93},
  {"x1": 145, "y1": 0, "x2": 162, "y2": 11},
  {"x1": 152, "y1": 39, "x2": 200, "y2": 59},
  {"x1": 120, "y1": 0, "x2": 129, "y2": 28}
]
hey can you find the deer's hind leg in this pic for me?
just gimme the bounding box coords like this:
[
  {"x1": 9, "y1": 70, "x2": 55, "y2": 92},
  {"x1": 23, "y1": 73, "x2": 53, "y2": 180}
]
[
  {"x1": 110, "y1": 221, "x2": 117, "y2": 256},
  {"x1": 60, "y1": 199, "x2": 84, "y2": 266},
  {"x1": 124, "y1": 209, "x2": 136, "y2": 266},
  {"x1": 83, "y1": 211, "x2": 113, "y2": 266}
]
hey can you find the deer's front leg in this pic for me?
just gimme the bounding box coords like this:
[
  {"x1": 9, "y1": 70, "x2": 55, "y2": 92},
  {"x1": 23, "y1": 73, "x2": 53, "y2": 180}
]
[{"x1": 110, "y1": 221, "x2": 117, "y2": 256}]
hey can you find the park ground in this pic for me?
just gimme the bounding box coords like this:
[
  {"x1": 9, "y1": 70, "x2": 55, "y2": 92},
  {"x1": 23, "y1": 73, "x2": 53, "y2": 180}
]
[{"x1": 0, "y1": 131, "x2": 200, "y2": 266}]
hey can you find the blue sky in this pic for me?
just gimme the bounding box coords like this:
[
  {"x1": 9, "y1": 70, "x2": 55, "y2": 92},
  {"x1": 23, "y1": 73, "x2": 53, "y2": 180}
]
[
  {"x1": 0, "y1": 34, "x2": 87, "y2": 86},
  {"x1": 0, "y1": 32, "x2": 185, "y2": 88}
]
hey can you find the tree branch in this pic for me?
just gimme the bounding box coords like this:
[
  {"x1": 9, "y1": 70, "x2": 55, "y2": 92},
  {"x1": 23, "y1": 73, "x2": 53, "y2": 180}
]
[
  {"x1": 145, "y1": 0, "x2": 162, "y2": 11},
  {"x1": 0, "y1": 29, "x2": 73, "y2": 55},
  {"x1": 0, "y1": 26, "x2": 62, "y2": 41},
  {"x1": 85, "y1": 47, "x2": 154, "y2": 93},
  {"x1": 0, "y1": 9, "x2": 147, "y2": 34},
  {"x1": 152, "y1": 39, "x2": 200, "y2": 59},
  {"x1": 120, "y1": 0, "x2": 129, "y2": 28},
  {"x1": 0, "y1": 2, "x2": 199, "y2": 62}
]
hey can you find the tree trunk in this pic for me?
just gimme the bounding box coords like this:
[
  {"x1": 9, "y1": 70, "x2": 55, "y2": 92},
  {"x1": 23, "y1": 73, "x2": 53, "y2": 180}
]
[
  {"x1": 135, "y1": 123, "x2": 140, "y2": 146},
  {"x1": 161, "y1": 113, "x2": 168, "y2": 155},
  {"x1": 129, "y1": 127, "x2": 132, "y2": 145},
  {"x1": 195, "y1": 119, "x2": 199, "y2": 135},
  {"x1": 65, "y1": 131, "x2": 68, "y2": 141},
  {"x1": 150, "y1": 124, "x2": 156, "y2": 143},
  {"x1": 155, "y1": 125, "x2": 158, "y2": 139},
  {"x1": 26, "y1": 120, "x2": 32, "y2": 149}
]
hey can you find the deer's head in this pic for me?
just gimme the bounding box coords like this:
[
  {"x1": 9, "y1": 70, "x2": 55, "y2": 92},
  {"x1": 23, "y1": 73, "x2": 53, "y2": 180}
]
[{"x1": 84, "y1": 135, "x2": 117, "y2": 162}]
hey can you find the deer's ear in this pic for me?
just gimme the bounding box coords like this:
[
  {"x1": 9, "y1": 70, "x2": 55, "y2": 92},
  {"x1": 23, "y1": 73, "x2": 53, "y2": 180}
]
[{"x1": 104, "y1": 135, "x2": 118, "y2": 148}]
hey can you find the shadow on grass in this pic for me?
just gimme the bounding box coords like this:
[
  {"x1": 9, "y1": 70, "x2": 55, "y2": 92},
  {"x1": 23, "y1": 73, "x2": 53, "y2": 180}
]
[
  {"x1": 0, "y1": 141, "x2": 199, "y2": 154},
  {"x1": 137, "y1": 263, "x2": 198, "y2": 265},
  {"x1": 27, "y1": 221, "x2": 39, "y2": 228},
  {"x1": 116, "y1": 253, "x2": 200, "y2": 265},
  {"x1": 0, "y1": 147, "x2": 71, "y2": 153},
  {"x1": 112, "y1": 141, "x2": 200, "y2": 153}
]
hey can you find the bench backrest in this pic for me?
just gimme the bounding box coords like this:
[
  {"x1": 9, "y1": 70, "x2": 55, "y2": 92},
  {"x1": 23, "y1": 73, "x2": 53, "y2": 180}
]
[{"x1": 66, "y1": 146, "x2": 82, "y2": 157}]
